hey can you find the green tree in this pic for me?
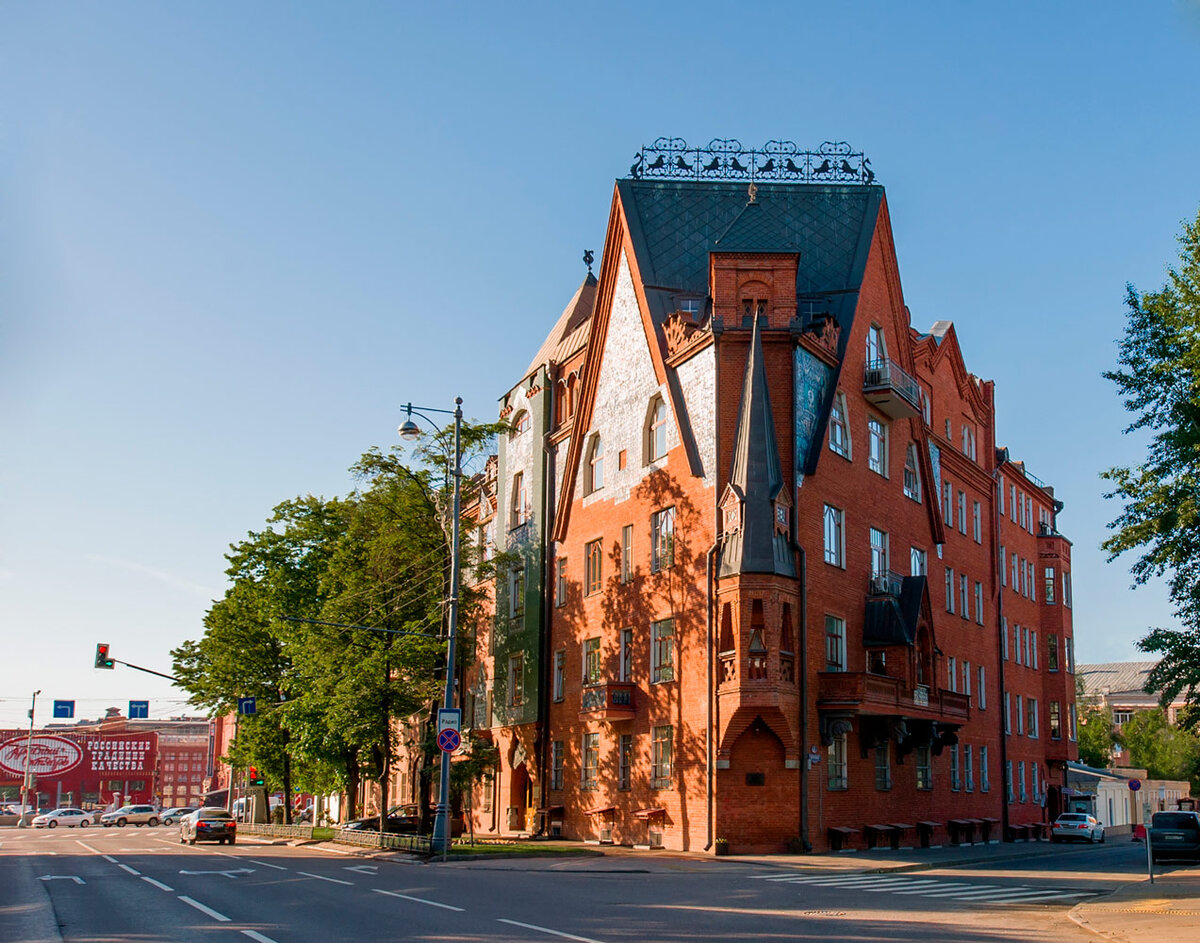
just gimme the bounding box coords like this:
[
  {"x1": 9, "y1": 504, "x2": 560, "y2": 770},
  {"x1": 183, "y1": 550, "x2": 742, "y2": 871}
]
[
  {"x1": 1102, "y1": 206, "x2": 1200, "y2": 724},
  {"x1": 1121, "y1": 708, "x2": 1200, "y2": 792},
  {"x1": 1076, "y1": 705, "x2": 1116, "y2": 768}
]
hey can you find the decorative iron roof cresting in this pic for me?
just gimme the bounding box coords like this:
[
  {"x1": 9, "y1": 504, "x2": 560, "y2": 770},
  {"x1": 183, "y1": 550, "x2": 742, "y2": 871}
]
[{"x1": 629, "y1": 138, "x2": 875, "y2": 185}]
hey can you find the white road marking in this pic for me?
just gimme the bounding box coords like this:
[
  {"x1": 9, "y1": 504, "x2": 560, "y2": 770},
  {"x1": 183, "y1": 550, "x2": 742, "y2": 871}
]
[
  {"x1": 142, "y1": 877, "x2": 174, "y2": 892},
  {"x1": 179, "y1": 868, "x2": 255, "y2": 878},
  {"x1": 75, "y1": 841, "x2": 101, "y2": 854},
  {"x1": 242, "y1": 932, "x2": 280, "y2": 943},
  {"x1": 179, "y1": 896, "x2": 230, "y2": 921},
  {"x1": 118, "y1": 864, "x2": 141, "y2": 876},
  {"x1": 39, "y1": 875, "x2": 85, "y2": 884},
  {"x1": 344, "y1": 864, "x2": 378, "y2": 874},
  {"x1": 497, "y1": 918, "x2": 606, "y2": 943},
  {"x1": 373, "y1": 888, "x2": 464, "y2": 911},
  {"x1": 249, "y1": 859, "x2": 288, "y2": 871},
  {"x1": 298, "y1": 870, "x2": 354, "y2": 885},
  {"x1": 102, "y1": 855, "x2": 118, "y2": 863},
  {"x1": 890, "y1": 882, "x2": 980, "y2": 895},
  {"x1": 981, "y1": 890, "x2": 1100, "y2": 903}
]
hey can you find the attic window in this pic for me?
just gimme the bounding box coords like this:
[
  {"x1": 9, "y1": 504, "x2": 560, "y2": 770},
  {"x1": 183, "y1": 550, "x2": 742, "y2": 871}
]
[{"x1": 511, "y1": 411, "x2": 530, "y2": 436}]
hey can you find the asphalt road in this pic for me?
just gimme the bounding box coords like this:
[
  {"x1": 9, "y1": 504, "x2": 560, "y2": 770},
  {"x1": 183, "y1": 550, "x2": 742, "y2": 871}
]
[{"x1": 0, "y1": 826, "x2": 1157, "y2": 942}]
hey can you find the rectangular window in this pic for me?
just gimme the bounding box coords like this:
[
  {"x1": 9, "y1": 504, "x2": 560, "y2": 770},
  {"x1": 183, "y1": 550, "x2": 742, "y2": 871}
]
[
  {"x1": 1066, "y1": 637, "x2": 1075, "y2": 673},
  {"x1": 1050, "y1": 701, "x2": 1062, "y2": 739},
  {"x1": 1002, "y1": 617, "x2": 1009, "y2": 660},
  {"x1": 948, "y1": 656, "x2": 957, "y2": 692},
  {"x1": 823, "y1": 505, "x2": 844, "y2": 567},
  {"x1": 620, "y1": 628, "x2": 633, "y2": 682},
  {"x1": 943, "y1": 481, "x2": 953, "y2": 521},
  {"x1": 651, "y1": 619, "x2": 675, "y2": 683},
  {"x1": 978, "y1": 666, "x2": 987, "y2": 709},
  {"x1": 875, "y1": 744, "x2": 892, "y2": 791},
  {"x1": 508, "y1": 653, "x2": 524, "y2": 707},
  {"x1": 1006, "y1": 760, "x2": 1015, "y2": 802},
  {"x1": 585, "y1": 539, "x2": 602, "y2": 595},
  {"x1": 963, "y1": 660, "x2": 972, "y2": 697},
  {"x1": 868, "y1": 417, "x2": 888, "y2": 476},
  {"x1": 581, "y1": 733, "x2": 599, "y2": 791},
  {"x1": 1018, "y1": 491, "x2": 1026, "y2": 528},
  {"x1": 510, "y1": 567, "x2": 525, "y2": 618},
  {"x1": 916, "y1": 745, "x2": 932, "y2": 790},
  {"x1": 945, "y1": 567, "x2": 955, "y2": 613},
  {"x1": 618, "y1": 734, "x2": 633, "y2": 790},
  {"x1": 583, "y1": 638, "x2": 601, "y2": 685},
  {"x1": 965, "y1": 744, "x2": 975, "y2": 792},
  {"x1": 1005, "y1": 692, "x2": 1012, "y2": 734},
  {"x1": 651, "y1": 507, "x2": 676, "y2": 572},
  {"x1": 1015, "y1": 625, "x2": 1023, "y2": 665},
  {"x1": 1012, "y1": 555, "x2": 1019, "y2": 591},
  {"x1": 1016, "y1": 694, "x2": 1024, "y2": 736},
  {"x1": 511, "y1": 472, "x2": 528, "y2": 529},
  {"x1": 652, "y1": 725, "x2": 673, "y2": 789},
  {"x1": 828, "y1": 734, "x2": 848, "y2": 790},
  {"x1": 621, "y1": 524, "x2": 633, "y2": 583},
  {"x1": 1047, "y1": 634, "x2": 1059, "y2": 672},
  {"x1": 903, "y1": 445, "x2": 920, "y2": 500},
  {"x1": 999, "y1": 475, "x2": 1006, "y2": 515},
  {"x1": 972, "y1": 501, "x2": 982, "y2": 542},
  {"x1": 555, "y1": 557, "x2": 567, "y2": 607},
  {"x1": 869, "y1": 527, "x2": 889, "y2": 578},
  {"x1": 981, "y1": 745, "x2": 990, "y2": 792},
  {"x1": 825, "y1": 615, "x2": 846, "y2": 671},
  {"x1": 1000, "y1": 546, "x2": 1007, "y2": 586},
  {"x1": 1029, "y1": 561, "x2": 1036, "y2": 601},
  {"x1": 1044, "y1": 567, "x2": 1056, "y2": 604},
  {"x1": 550, "y1": 741, "x2": 564, "y2": 791},
  {"x1": 829, "y1": 394, "x2": 850, "y2": 458},
  {"x1": 1028, "y1": 698, "x2": 1039, "y2": 739},
  {"x1": 957, "y1": 491, "x2": 967, "y2": 534},
  {"x1": 1031, "y1": 631, "x2": 1038, "y2": 670},
  {"x1": 1064, "y1": 570, "x2": 1073, "y2": 608},
  {"x1": 974, "y1": 581, "x2": 984, "y2": 624},
  {"x1": 1019, "y1": 761, "x2": 1027, "y2": 803},
  {"x1": 950, "y1": 744, "x2": 961, "y2": 791},
  {"x1": 910, "y1": 547, "x2": 926, "y2": 576},
  {"x1": 959, "y1": 573, "x2": 969, "y2": 618},
  {"x1": 1010, "y1": 483, "x2": 1017, "y2": 522},
  {"x1": 1032, "y1": 763, "x2": 1040, "y2": 803},
  {"x1": 1070, "y1": 702, "x2": 1078, "y2": 741},
  {"x1": 553, "y1": 651, "x2": 565, "y2": 701}
]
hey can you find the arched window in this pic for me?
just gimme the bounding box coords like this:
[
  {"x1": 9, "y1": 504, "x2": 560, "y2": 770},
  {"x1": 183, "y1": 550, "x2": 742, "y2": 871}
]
[
  {"x1": 646, "y1": 395, "x2": 669, "y2": 463},
  {"x1": 585, "y1": 434, "x2": 604, "y2": 494},
  {"x1": 903, "y1": 444, "x2": 921, "y2": 502},
  {"x1": 829, "y1": 391, "x2": 851, "y2": 458},
  {"x1": 510, "y1": 411, "x2": 530, "y2": 437},
  {"x1": 510, "y1": 472, "x2": 528, "y2": 529}
]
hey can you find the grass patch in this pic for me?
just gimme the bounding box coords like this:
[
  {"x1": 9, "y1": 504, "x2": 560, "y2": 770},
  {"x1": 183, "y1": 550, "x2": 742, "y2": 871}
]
[
  {"x1": 448, "y1": 841, "x2": 594, "y2": 857},
  {"x1": 311, "y1": 826, "x2": 334, "y2": 841}
]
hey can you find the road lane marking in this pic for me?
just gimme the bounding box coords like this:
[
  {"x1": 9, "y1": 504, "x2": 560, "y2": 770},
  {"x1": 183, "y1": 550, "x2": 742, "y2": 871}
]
[
  {"x1": 39, "y1": 875, "x2": 85, "y2": 884},
  {"x1": 982, "y1": 890, "x2": 1100, "y2": 903},
  {"x1": 142, "y1": 877, "x2": 174, "y2": 892},
  {"x1": 373, "y1": 888, "x2": 464, "y2": 911},
  {"x1": 914, "y1": 886, "x2": 1006, "y2": 898},
  {"x1": 344, "y1": 864, "x2": 378, "y2": 874},
  {"x1": 102, "y1": 855, "x2": 119, "y2": 863},
  {"x1": 298, "y1": 870, "x2": 354, "y2": 885},
  {"x1": 179, "y1": 868, "x2": 255, "y2": 878},
  {"x1": 118, "y1": 864, "x2": 142, "y2": 876},
  {"x1": 248, "y1": 859, "x2": 288, "y2": 871},
  {"x1": 890, "y1": 883, "x2": 979, "y2": 895},
  {"x1": 242, "y1": 932, "x2": 280, "y2": 943},
  {"x1": 799, "y1": 877, "x2": 935, "y2": 888},
  {"x1": 179, "y1": 896, "x2": 230, "y2": 921},
  {"x1": 497, "y1": 918, "x2": 605, "y2": 942},
  {"x1": 75, "y1": 841, "x2": 101, "y2": 854}
]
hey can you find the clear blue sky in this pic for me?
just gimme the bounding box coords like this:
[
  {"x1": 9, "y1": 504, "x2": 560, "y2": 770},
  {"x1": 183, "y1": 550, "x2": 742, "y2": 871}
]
[{"x1": 3, "y1": 1, "x2": 1199, "y2": 728}]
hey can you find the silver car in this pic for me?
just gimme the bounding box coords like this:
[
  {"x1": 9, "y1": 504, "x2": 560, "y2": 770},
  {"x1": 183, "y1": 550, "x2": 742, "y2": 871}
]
[
  {"x1": 1051, "y1": 812, "x2": 1104, "y2": 843},
  {"x1": 31, "y1": 808, "x2": 92, "y2": 829},
  {"x1": 99, "y1": 804, "x2": 160, "y2": 827}
]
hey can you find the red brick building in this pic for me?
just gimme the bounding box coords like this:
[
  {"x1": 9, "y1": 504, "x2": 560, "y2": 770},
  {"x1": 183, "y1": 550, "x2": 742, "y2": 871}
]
[{"x1": 456, "y1": 140, "x2": 1077, "y2": 852}]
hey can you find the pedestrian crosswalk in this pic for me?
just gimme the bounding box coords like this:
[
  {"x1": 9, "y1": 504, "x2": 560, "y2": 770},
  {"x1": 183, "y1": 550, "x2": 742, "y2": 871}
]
[{"x1": 749, "y1": 871, "x2": 1101, "y2": 905}]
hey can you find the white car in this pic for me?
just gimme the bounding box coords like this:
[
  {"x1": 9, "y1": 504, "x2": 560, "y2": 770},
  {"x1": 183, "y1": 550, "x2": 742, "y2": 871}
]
[
  {"x1": 99, "y1": 804, "x2": 160, "y2": 827},
  {"x1": 1051, "y1": 812, "x2": 1105, "y2": 843},
  {"x1": 31, "y1": 808, "x2": 92, "y2": 829}
]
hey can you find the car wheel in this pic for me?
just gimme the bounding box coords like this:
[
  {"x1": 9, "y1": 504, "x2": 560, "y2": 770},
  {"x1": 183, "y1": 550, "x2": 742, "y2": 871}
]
[
  {"x1": 47, "y1": 821, "x2": 57, "y2": 829},
  {"x1": 188, "y1": 837, "x2": 196, "y2": 845},
  {"x1": 228, "y1": 837, "x2": 236, "y2": 845},
  {"x1": 1099, "y1": 831, "x2": 1105, "y2": 843},
  {"x1": 1051, "y1": 836, "x2": 1060, "y2": 843},
  {"x1": 147, "y1": 817, "x2": 158, "y2": 828},
  {"x1": 79, "y1": 819, "x2": 88, "y2": 828},
  {"x1": 117, "y1": 818, "x2": 127, "y2": 827}
]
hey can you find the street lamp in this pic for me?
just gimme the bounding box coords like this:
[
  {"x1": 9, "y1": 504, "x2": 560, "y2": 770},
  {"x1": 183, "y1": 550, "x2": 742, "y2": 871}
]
[
  {"x1": 18, "y1": 690, "x2": 41, "y2": 828},
  {"x1": 397, "y1": 398, "x2": 463, "y2": 858}
]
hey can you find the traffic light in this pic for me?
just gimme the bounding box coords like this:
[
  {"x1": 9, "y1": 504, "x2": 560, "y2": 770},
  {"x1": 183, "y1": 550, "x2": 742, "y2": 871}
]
[
  {"x1": 248, "y1": 766, "x2": 264, "y2": 787},
  {"x1": 95, "y1": 643, "x2": 114, "y2": 669}
]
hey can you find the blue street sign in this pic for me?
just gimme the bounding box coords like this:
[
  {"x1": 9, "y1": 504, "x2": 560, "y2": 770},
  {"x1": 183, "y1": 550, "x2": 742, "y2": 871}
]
[
  {"x1": 52, "y1": 700, "x2": 75, "y2": 719},
  {"x1": 437, "y1": 728, "x2": 462, "y2": 753},
  {"x1": 128, "y1": 700, "x2": 149, "y2": 719},
  {"x1": 1129, "y1": 778, "x2": 1142, "y2": 792},
  {"x1": 238, "y1": 696, "x2": 257, "y2": 715}
]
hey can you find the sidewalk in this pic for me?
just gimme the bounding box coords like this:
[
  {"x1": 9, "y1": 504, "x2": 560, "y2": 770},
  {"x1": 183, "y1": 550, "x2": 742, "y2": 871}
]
[{"x1": 1068, "y1": 866, "x2": 1200, "y2": 943}]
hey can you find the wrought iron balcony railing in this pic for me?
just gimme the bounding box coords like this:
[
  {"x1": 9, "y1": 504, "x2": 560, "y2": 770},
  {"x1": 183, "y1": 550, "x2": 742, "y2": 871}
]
[{"x1": 863, "y1": 358, "x2": 921, "y2": 419}]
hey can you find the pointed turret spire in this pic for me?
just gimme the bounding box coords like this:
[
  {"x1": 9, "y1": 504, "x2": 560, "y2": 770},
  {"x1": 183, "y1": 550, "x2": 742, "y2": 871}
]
[{"x1": 719, "y1": 316, "x2": 796, "y2": 577}]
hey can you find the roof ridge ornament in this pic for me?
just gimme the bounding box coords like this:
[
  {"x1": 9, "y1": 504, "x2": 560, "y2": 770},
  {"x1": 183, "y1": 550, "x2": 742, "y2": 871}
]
[{"x1": 628, "y1": 138, "x2": 875, "y2": 184}]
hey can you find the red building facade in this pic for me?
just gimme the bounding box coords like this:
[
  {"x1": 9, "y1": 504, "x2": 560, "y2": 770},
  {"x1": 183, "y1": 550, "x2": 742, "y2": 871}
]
[{"x1": 457, "y1": 141, "x2": 1077, "y2": 852}]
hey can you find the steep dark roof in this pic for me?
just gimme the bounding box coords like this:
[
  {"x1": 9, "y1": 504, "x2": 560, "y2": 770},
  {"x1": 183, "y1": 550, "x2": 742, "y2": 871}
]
[
  {"x1": 719, "y1": 316, "x2": 795, "y2": 578},
  {"x1": 617, "y1": 179, "x2": 882, "y2": 334}
]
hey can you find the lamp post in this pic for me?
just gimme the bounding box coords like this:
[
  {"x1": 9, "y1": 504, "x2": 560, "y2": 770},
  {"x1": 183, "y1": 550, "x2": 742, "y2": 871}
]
[
  {"x1": 18, "y1": 690, "x2": 41, "y2": 828},
  {"x1": 398, "y1": 398, "x2": 463, "y2": 858}
]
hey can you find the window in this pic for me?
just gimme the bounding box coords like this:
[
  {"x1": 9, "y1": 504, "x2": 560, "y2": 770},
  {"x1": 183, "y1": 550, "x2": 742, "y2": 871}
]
[
  {"x1": 972, "y1": 501, "x2": 982, "y2": 542},
  {"x1": 866, "y1": 323, "x2": 886, "y2": 363},
  {"x1": 581, "y1": 733, "x2": 599, "y2": 791},
  {"x1": 509, "y1": 567, "x2": 525, "y2": 617},
  {"x1": 647, "y1": 395, "x2": 669, "y2": 463},
  {"x1": 1000, "y1": 546, "x2": 1007, "y2": 586},
  {"x1": 868, "y1": 417, "x2": 888, "y2": 476},
  {"x1": 553, "y1": 651, "x2": 565, "y2": 701},
  {"x1": 1031, "y1": 630, "x2": 1038, "y2": 669},
  {"x1": 1066, "y1": 637, "x2": 1075, "y2": 673},
  {"x1": 1050, "y1": 701, "x2": 1062, "y2": 739},
  {"x1": 585, "y1": 539, "x2": 602, "y2": 595},
  {"x1": 965, "y1": 745, "x2": 975, "y2": 792},
  {"x1": 963, "y1": 660, "x2": 972, "y2": 697},
  {"x1": 950, "y1": 744, "x2": 961, "y2": 791},
  {"x1": 916, "y1": 745, "x2": 932, "y2": 790},
  {"x1": 945, "y1": 567, "x2": 955, "y2": 613},
  {"x1": 1019, "y1": 761, "x2": 1027, "y2": 803},
  {"x1": 903, "y1": 444, "x2": 920, "y2": 500},
  {"x1": 511, "y1": 411, "x2": 530, "y2": 436},
  {"x1": 1012, "y1": 554, "x2": 1019, "y2": 590},
  {"x1": 1016, "y1": 694, "x2": 1024, "y2": 736},
  {"x1": 618, "y1": 734, "x2": 633, "y2": 790},
  {"x1": 620, "y1": 628, "x2": 633, "y2": 682},
  {"x1": 981, "y1": 745, "x2": 990, "y2": 792},
  {"x1": 510, "y1": 472, "x2": 528, "y2": 529},
  {"x1": 957, "y1": 491, "x2": 967, "y2": 534},
  {"x1": 585, "y1": 435, "x2": 604, "y2": 494},
  {"x1": 961, "y1": 424, "x2": 976, "y2": 460},
  {"x1": 829, "y1": 392, "x2": 851, "y2": 458},
  {"x1": 550, "y1": 741, "x2": 564, "y2": 791},
  {"x1": 959, "y1": 573, "x2": 969, "y2": 618},
  {"x1": 583, "y1": 638, "x2": 602, "y2": 684},
  {"x1": 651, "y1": 619, "x2": 675, "y2": 683},
  {"x1": 1064, "y1": 570, "x2": 1073, "y2": 608},
  {"x1": 942, "y1": 481, "x2": 953, "y2": 521},
  {"x1": 974, "y1": 582, "x2": 984, "y2": 624},
  {"x1": 1004, "y1": 692, "x2": 1012, "y2": 734},
  {"x1": 1032, "y1": 763, "x2": 1040, "y2": 804},
  {"x1": 823, "y1": 505, "x2": 844, "y2": 567},
  {"x1": 828, "y1": 734, "x2": 848, "y2": 790},
  {"x1": 1113, "y1": 710, "x2": 1132, "y2": 725},
  {"x1": 652, "y1": 726, "x2": 673, "y2": 789},
  {"x1": 1006, "y1": 761, "x2": 1015, "y2": 802},
  {"x1": 1014, "y1": 624, "x2": 1023, "y2": 665},
  {"x1": 948, "y1": 656, "x2": 957, "y2": 692},
  {"x1": 1070, "y1": 702, "x2": 1078, "y2": 740},
  {"x1": 621, "y1": 525, "x2": 633, "y2": 582},
  {"x1": 1010, "y1": 483, "x2": 1017, "y2": 522},
  {"x1": 1044, "y1": 567, "x2": 1056, "y2": 603},
  {"x1": 1028, "y1": 698, "x2": 1039, "y2": 738},
  {"x1": 875, "y1": 744, "x2": 892, "y2": 791},
  {"x1": 825, "y1": 615, "x2": 846, "y2": 671},
  {"x1": 869, "y1": 527, "x2": 889, "y2": 578},
  {"x1": 555, "y1": 558, "x2": 567, "y2": 608},
  {"x1": 910, "y1": 546, "x2": 926, "y2": 576},
  {"x1": 978, "y1": 666, "x2": 987, "y2": 709},
  {"x1": 508, "y1": 654, "x2": 524, "y2": 708},
  {"x1": 651, "y1": 507, "x2": 676, "y2": 572},
  {"x1": 1029, "y1": 561, "x2": 1037, "y2": 601}
]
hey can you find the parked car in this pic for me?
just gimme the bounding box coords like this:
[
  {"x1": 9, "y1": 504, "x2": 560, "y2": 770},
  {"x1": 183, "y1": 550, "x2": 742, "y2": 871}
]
[
  {"x1": 179, "y1": 807, "x2": 236, "y2": 845},
  {"x1": 99, "y1": 805, "x2": 160, "y2": 827},
  {"x1": 31, "y1": 808, "x2": 92, "y2": 829},
  {"x1": 1149, "y1": 810, "x2": 1200, "y2": 863},
  {"x1": 1051, "y1": 812, "x2": 1105, "y2": 843},
  {"x1": 160, "y1": 806, "x2": 197, "y2": 826},
  {"x1": 341, "y1": 804, "x2": 421, "y2": 834}
]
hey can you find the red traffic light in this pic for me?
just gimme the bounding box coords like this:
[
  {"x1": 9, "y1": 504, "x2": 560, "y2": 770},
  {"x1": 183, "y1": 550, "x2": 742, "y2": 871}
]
[{"x1": 95, "y1": 643, "x2": 114, "y2": 669}]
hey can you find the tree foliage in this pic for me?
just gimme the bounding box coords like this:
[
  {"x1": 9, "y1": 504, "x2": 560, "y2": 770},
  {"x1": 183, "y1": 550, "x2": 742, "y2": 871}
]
[
  {"x1": 1120, "y1": 708, "x2": 1200, "y2": 791},
  {"x1": 1077, "y1": 706, "x2": 1116, "y2": 769},
  {"x1": 1103, "y1": 207, "x2": 1200, "y2": 723}
]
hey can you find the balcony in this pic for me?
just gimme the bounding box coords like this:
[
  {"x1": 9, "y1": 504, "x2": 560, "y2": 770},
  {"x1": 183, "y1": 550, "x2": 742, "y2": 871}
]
[
  {"x1": 868, "y1": 570, "x2": 906, "y2": 597},
  {"x1": 863, "y1": 358, "x2": 921, "y2": 419},
  {"x1": 579, "y1": 681, "x2": 637, "y2": 722},
  {"x1": 817, "y1": 671, "x2": 970, "y2": 723}
]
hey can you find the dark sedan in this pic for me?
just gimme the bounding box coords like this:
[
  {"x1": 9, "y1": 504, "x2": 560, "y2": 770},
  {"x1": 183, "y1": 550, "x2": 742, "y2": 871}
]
[
  {"x1": 179, "y1": 807, "x2": 237, "y2": 845},
  {"x1": 341, "y1": 804, "x2": 420, "y2": 834},
  {"x1": 1150, "y1": 811, "x2": 1200, "y2": 863}
]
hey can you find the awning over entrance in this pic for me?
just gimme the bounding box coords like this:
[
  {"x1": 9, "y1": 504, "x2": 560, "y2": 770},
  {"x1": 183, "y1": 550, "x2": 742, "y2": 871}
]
[
  {"x1": 633, "y1": 808, "x2": 666, "y2": 819},
  {"x1": 583, "y1": 806, "x2": 615, "y2": 816}
]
